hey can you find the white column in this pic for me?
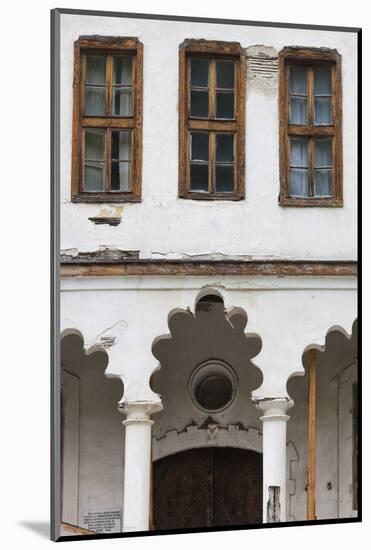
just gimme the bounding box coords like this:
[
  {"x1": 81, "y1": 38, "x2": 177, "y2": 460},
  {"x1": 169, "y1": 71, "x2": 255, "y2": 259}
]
[
  {"x1": 257, "y1": 398, "x2": 292, "y2": 523},
  {"x1": 119, "y1": 400, "x2": 162, "y2": 532}
]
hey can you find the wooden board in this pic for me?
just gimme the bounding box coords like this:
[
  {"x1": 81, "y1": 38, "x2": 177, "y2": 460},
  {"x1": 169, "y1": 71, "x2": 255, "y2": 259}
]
[
  {"x1": 61, "y1": 259, "x2": 357, "y2": 278},
  {"x1": 153, "y1": 447, "x2": 262, "y2": 530}
]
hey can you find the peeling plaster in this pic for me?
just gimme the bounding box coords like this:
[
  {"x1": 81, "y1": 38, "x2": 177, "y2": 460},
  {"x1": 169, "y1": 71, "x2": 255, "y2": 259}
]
[
  {"x1": 246, "y1": 45, "x2": 278, "y2": 95},
  {"x1": 61, "y1": 246, "x2": 139, "y2": 263}
]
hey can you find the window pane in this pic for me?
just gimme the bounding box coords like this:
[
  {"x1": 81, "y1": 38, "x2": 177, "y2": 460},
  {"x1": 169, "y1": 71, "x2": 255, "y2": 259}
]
[
  {"x1": 314, "y1": 169, "x2": 333, "y2": 196},
  {"x1": 290, "y1": 138, "x2": 308, "y2": 167},
  {"x1": 216, "y1": 92, "x2": 234, "y2": 118},
  {"x1": 191, "y1": 133, "x2": 209, "y2": 161},
  {"x1": 215, "y1": 165, "x2": 234, "y2": 193},
  {"x1": 191, "y1": 90, "x2": 209, "y2": 117},
  {"x1": 113, "y1": 56, "x2": 132, "y2": 85},
  {"x1": 290, "y1": 66, "x2": 307, "y2": 95},
  {"x1": 85, "y1": 87, "x2": 105, "y2": 115},
  {"x1": 314, "y1": 97, "x2": 332, "y2": 125},
  {"x1": 290, "y1": 168, "x2": 308, "y2": 197},
  {"x1": 314, "y1": 66, "x2": 332, "y2": 96},
  {"x1": 216, "y1": 61, "x2": 234, "y2": 89},
  {"x1": 191, "y1": 59, "x2": 209, "y2": 87},
  {"x1": 111, "y1": 131, "x2": 131, "y2": 161},
  {"x1": 86, "y1": 55, "x2": 105, "y2": 85},
  {"x1": 290, "y1": 97, "x2": 307, "y2": 124},
  {"x1": 314, "y1": 139, "x2": 333, "y2": 167},
  {"x1": 111, "y1": 162, "x2": 130, "y2": 191},
  {"x1": 84, "y1": 162, "x2": 104, "y2": 191},
  {"x1": 190, "y1": 164, "x2": 208, "y2": 192},
  {"x1": 85, "y1": 130, "x2": 105, "y2": 160},
  {"x1": 113, "y1": 88, "x2": 133, "y2": 116},
  {"x1": 216, "y1": 134, "x2": 234, "y2": 162}
]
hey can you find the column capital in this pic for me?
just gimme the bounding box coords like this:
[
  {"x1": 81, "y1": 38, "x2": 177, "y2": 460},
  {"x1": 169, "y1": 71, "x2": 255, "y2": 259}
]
[
  {"x1": 255, "y1": 397, "x2": 294, "y2": 422},
  {"x1": 118, "y1": 399, "x2": 163, "y2": 426}
]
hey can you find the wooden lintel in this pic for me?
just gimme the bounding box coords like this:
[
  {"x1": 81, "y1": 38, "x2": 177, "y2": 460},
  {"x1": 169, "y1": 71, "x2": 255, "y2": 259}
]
[{"x1": 60, "y1": 260, "x2": 357, "y2": 278}]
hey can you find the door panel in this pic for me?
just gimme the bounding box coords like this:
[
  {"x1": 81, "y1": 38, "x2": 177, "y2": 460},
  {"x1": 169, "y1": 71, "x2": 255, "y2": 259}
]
[
  {"x1": 214, "y1": 447, "x2": 262, "y2": 526},
  {"x1": 153, "y1": 448, "x2": 214, "y2": 530},
  {"x1": 153, "y1": 447, "x2": 262, "y2": 530}
]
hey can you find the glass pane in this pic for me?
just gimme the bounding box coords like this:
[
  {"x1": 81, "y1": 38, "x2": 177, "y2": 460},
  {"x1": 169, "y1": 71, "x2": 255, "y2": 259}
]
[
  {"x1": 111, "y1": 162, "x2": 130, "y2": 192},
  {"x1": 290, "y1": 97, "x2": 307, "y2": 124},
  {"x1": 216, "y1": 134, "x2": 234, "y2": 162},
  {"x1": 216, "y1": 61, "x2": 234, "y2": 89},
  {"x1": 290, "y1": 138, "x2": 308, "y2": 167},
  {"x1": 191, "y1": 133, "x2": 209, "y2": 161},
  {"x1": 85, "y1": 130, "x2": 105, "y2": 160},
  {"x1": 314, "y1": 169, "x2": 333, "y2": 196},
  {"x1": 113, "y1": 56, "x2": 132, "y2": 85},
  {"x1": 190, "y1": 164, "x2": 208, "y2": 192},
  {"x1": 190, "y1": 90, "x2": 209, "y2": 117},
  {"x1": 191, "y1": 58, "x2": 209, "y2": 87},
  {"x1": 113, "y1": 88, "x2": 133, "y2": 116},
  {"x1": 314, "y1": 66, "x2": 332, "y2": 96},
  {"x1": 314, "y1": 97, "x2": 332, "y2": 125},
  {"x1": 290, "y1": 66, "x2": 307, "y2": 95},
  {"x1": 85, "y1": 87, "x2": 105, "y2": 116},
  {"x1": 215, "y1": 165, "x2": 234, "y2": 193},
  {"x1": 314, "y1": 138, "x2": 333, "y2": 168},
  {"x1": 84, "y1": 162, "x2": 104, "y2": 191},
  {"x1": 216, "y1": 92, "x2": 234, "y2": 119},
  {"x1": 289, "y1": 168, "x2": 308, "y2": 197},
  {"x1": 111, "y1": 131, "x2": 131, "y2": 161},
  {"x1": 86, "y1": 55, "x2": 105, "y2": 85}
]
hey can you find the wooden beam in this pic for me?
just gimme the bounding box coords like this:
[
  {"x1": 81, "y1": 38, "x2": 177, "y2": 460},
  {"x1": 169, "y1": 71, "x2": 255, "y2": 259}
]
[
  {"x1": 60, "y1": 522, "x2": 95, "y2": 535},
  {"x1": 307, "y1": 349, "x2": 317, "y2": 520},
  {"x1": 60, "y1": 259, "x2": 357, "y2": 278}
]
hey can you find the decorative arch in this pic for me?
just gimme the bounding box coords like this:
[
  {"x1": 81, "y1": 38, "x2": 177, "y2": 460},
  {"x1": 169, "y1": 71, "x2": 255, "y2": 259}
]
[
  {"x1": 152, "y1": 422, "x2": 263, "y2": 461},
  {"x1": 150, "y1": 289, "x2": 264, "y2": 438}
]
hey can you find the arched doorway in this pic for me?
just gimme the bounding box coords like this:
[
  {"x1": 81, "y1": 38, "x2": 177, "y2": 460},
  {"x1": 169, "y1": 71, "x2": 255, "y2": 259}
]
[{"x1": 153, "y1": 447, "x2": 262, "y2": 530}]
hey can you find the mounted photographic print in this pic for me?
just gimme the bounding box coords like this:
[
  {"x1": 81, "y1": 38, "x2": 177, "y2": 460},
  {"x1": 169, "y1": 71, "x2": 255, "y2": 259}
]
[{"x1": 51, "y1": 8, "x2": 361, "y2": 541}]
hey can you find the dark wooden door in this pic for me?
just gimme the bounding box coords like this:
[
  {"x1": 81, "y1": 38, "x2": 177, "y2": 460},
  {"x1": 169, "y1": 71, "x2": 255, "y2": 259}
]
[{"x1": 153, "y1": 447, "x2": 262, "y2": 530}]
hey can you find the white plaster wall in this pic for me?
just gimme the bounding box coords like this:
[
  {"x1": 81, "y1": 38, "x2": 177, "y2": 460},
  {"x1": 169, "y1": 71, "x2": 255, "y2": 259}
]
[
  {"x1": 60, "y1": 14, "x2": 357, "y2": 260},
  {"x1": 60, "y1": 275, "x2": 357, "y2": 401}
]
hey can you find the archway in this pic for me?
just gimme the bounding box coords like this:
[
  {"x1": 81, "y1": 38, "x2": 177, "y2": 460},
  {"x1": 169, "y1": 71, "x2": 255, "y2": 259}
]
[
  {"x1": 60, "y1": 331, "x2": 123, "y2": 535},
  {"x1": 287, "y1": 320, "x2": 358, "y2": 521},
  {"x1": 150, "y1": 291, "x2": 264, "y2": 529}
]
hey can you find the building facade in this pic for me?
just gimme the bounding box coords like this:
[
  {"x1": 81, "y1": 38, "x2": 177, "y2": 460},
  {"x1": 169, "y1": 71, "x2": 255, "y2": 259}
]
[{"x1": 58, "y1": 11, "x2": 358, "y2": 536}]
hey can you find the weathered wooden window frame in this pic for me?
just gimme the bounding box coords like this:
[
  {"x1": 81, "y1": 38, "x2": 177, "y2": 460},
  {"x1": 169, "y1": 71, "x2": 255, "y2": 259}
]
[
  {"x1": 279, "y1": 47, "x2": 342, "y2": 207},
  {"x1": 179, "y1": 40, "x2": 246, "y2": 200},
  {"x1": 71, "y1": 36, "x2": 143, "y2": 203}
]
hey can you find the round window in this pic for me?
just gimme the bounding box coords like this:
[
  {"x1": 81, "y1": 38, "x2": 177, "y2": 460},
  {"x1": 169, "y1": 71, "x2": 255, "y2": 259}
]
[{"x1": 189, "y1": 360, "x2": 237, "y2": 412}]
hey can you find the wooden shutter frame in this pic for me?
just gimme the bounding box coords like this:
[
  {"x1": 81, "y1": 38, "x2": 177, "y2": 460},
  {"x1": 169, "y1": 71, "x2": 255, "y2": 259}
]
[
  {"x1": 71, "y1": 36, "x2": 143, "y2": 203},
  {"x1": 179, "y1": 39, "x2": 246, "y2": 201},
  {"x1": 279, "y1": 46, "x2": 343, "y2": 207}
]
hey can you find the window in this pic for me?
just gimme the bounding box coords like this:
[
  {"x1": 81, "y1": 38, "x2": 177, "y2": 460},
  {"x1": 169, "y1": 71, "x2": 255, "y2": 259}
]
[
  {"x1": 279, "y1": 47, "x2": 342, "y2": 206},
  {"x1": 179, "y1": 40, "x2": 246, "y2": 200},
  {"x1": 71, "y1": 37, "x2": 143, "y2": 202}
]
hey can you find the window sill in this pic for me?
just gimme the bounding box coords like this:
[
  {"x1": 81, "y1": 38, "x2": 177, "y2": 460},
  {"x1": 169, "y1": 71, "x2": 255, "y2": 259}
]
[
  {"x1": 279, "y1": 196, "x2": 343, "y2": 207},
  {"x1": 179, "y1": 192, "x2": 244, "y2": 201},
  {"x1": 71, "y1": 194, "x2": 141, "y2": 204}
]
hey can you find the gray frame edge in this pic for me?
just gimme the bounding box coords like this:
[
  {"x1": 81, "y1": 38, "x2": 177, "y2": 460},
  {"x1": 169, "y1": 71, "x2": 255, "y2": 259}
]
[
  {"x1": 55, "y1": 7, "x2": 361, "y2": 33},
  {"x1": 51, "y1": 7, "x2": 61, "y2": 543}
]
